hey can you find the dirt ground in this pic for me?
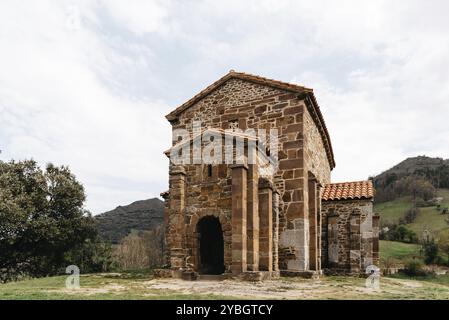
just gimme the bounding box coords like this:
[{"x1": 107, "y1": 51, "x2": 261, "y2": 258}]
[
  {"x1": 4, "y1": 273, "x2": 449, "y2": 300},
  {"x1": 58, "y1": 274, "x2": 449, "y2": 299},
  {"x1": 141, "y1": 276, "x2": 438, "y2": 299}
]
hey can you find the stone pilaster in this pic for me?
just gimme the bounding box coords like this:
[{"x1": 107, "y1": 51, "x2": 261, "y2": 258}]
[
  {"x1": 272, "y1": 189, "x2": 280, "y2": 272},
  {"x1": 168, "y1": 166, "x2": 186, "y2": 270},
  {"x1": 372, "y1": 213, "x2": 380, "y2": 267},
  {"x1": 308, "y1": 178, "x2": 318, "y2": 271},
  {"x1": 246, "y1": 163, "x2": 259, "y2": 271},
  {"x1": 231, "y1": 164, "x2": 248, "y2": 274},
  {"x1": 349, "y1": 210, "x2": 362, "y2": 273},
  {"x1": 259, "y1": 178, "x2": 273, "y2": 272},
  {"x1": 316, "y1": 186, "x2": 322, "y2": 271},
  {"x1": 160, "y1": 191, "x2": 170, "y2": 267}
]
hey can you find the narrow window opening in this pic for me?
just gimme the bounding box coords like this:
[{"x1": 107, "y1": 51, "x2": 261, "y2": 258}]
[{"x1": 207, "y1": 164, "x2": 213, "y2": 177}]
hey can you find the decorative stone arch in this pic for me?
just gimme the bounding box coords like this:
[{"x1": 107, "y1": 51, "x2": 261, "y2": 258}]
[{"x1": 186, "y1": 211, "x2": 230, "y2": 274}]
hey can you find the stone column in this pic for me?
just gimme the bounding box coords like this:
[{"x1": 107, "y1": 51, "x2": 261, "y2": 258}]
[
  {"x1": 327, "y1": 210, "x2": 339, "y2": 267},
  {"x1": 231, "y1": 164, "x2": 248, "y2": 274},
  {"x1": 372, "y1": 213, "x2": 380, "y2": 267},
  {"x1": 308, "y1": 178, "x2": 318, "y2": 271},
  {"x1": 349, "y1": 210, "x2": 362, "y2": 274},
  {"x1": 168, "y1": 166, "x2": 186, "y2": 270},
  {"x1": 316, "y1": 186, "x2": 322, "y2": 271},
  {"x1": 160, "y1": 191, "x2": 170, "y2": 267},
  {"x1": 246, "y1": 163, "x2": 259, "y2": 271},
  {"x1": 259, "y1": 178, "x2": 273, "y2": 272},
  {"x1": 272, "y1": 189, "x2": 280, "y2": 272}
]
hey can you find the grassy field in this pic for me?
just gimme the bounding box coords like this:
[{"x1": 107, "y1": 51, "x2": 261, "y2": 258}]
[
  {"x1": 0, "y1": 272, "x2": 235, "y2": 300},
  {"x1": 1, "y1": 272, "x2": 449, "y2": 300},
  {"x1": 375, "y1": 189, "x2": 449, "y2": 266},
  {"x1": 375, "y1": 189, "x2": 449, "y2": 238},
  {"x1": 375, "y1": 197, "x2": 412, "y2": 225},
  {"x1": 380, "y1": 240, "x2": 421, "y2": 265}
]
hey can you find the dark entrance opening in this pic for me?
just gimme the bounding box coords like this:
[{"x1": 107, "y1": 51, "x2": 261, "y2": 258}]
[{"x1": 197, "y1": 216, "x2": 225, "y2": 274}]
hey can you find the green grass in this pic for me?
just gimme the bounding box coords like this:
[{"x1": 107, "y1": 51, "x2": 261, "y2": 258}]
[
  {"x1": 0, "y1": 272, "x2": 237, "y2": 300},
  {"x1": 375, "y1": 189, "x2": 449, "y2": 266},
  {"x1": 388, "y1": 273, "x2": 449, "y2": 287},
  {"x1": 375, "y1": 196, "x2": 412, "y2": 224},
  {"x1": 375, "y1": 189, "x2": 449, "y2": 238},
  {"x1": 380, "y1": 240, "x2": 421, "y2": 265},
  {"x1": 2, "y1": 272, "x2": 449, "y2": 300}
]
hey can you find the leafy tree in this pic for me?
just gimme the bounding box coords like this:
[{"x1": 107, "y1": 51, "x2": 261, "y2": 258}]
[
  {"x1": 422, "y1": 238, "x2": 439, "y2": 265},
  {"x1": 380, "y1": 223, "x2": 418, "y2": 243},
  {"x1": 0, "y1": 160, "x2": 103, "y2": 281},
  {"x1": 438, "y1": 231, "x2": 449, "y2": 266}
]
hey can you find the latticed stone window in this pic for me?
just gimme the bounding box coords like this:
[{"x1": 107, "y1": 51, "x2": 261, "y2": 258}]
[{"x1": 229, "y1": 120, "x2": 239, "y2": 130}]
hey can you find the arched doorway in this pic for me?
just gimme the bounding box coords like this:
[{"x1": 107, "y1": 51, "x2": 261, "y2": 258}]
[{"x1": 197, "y1": 216, "x2": 225, "y2": 274}]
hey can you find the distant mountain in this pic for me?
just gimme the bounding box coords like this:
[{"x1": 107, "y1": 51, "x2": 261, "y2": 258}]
[
  {"x1": 95, "y1": 198, "x2": 164, "y2": 244},
  {"x1": 373, "y1": 156, "x2": 449, "y2": 190}
]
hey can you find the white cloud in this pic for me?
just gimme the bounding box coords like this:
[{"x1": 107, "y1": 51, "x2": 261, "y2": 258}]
[
  {"x1": 101, "y1": 0, "x2": 169, "y2": 35},
  {"x1": 1, "y1": 0, "x2": 449, "y2": 212},
  {"x1": 0, "y1": 1, "x2": 171, "y2": 213}
]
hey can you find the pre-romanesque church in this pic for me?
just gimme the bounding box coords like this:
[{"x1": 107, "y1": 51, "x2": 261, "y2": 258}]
[{"x1": 161, "y1": 71, "x2": 379, "y2": 279}]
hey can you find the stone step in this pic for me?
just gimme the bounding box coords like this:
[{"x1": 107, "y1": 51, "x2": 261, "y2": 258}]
[{"x1": 197, "y1": 274, "x2": 226, "y2": 281}]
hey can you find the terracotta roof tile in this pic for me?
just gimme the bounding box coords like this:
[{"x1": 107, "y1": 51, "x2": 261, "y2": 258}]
[{"x1": 322, "y1": 180, "x2": 374, "y2": 201}]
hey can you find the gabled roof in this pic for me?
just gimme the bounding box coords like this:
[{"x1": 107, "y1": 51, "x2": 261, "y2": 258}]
[
  {"x1": 165, "y1": 70, "x2": 335, "y2": 169},
  {"x1": 164, "y1": 128, "x2": 278, "y2": 177},
  {"x1": 163, "y1": 127, "x2": 275, "y2": 165},
  {"x1": 163, "y1": 127, "x2": 258, "y2": 156},
  {"x1": 322, "y1": 180, "x2": 374, "y2": 201}
]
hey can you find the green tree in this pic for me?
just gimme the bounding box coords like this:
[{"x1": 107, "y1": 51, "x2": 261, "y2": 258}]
[
  {"x1": 422, "y1": 238, "x2": 439, "y2": 265},
  {"x1": 438, "y1": 231, "x2": 449, "y2": 266},
  {"x1": 0, "y1": 160, "x2": 102, "y2": 281}
]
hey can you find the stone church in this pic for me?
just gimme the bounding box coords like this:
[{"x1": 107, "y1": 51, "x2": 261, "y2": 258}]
[{"x1": 161, "y1": 71, "x2": 379, "y2": 279}]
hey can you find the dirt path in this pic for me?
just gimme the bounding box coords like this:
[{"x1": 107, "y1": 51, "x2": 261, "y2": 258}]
[
  {"x1": 44, "y1": 274, "x2": 449, "y2": 299},
  {"x1": 141, "y1": 276, "x2": 449, "y2": 299}
]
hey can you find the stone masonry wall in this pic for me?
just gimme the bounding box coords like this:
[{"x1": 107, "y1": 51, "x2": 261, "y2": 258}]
[
  {"x1": 321, "y1": 199, "x2": 374, "y2": 273},
  {"x1": 167, "y1": 78, "x2": 333, "y2": 272}
]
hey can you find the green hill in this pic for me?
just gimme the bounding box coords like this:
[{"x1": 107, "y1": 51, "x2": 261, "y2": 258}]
[
  {"x1": 95, "y1": 198, "x2": 164, "y2": 244},
  {"x1": 374, "y1": 156, "x2": 449, "y2": 189},
  {"x1": 374, "y1": 189, "x2": 449, "y2": 239}
]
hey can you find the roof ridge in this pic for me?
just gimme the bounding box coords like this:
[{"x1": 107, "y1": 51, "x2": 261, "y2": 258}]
[
  {"x1": 326, "y1": 180, "x2": 373, "y2": 185},
  {"x1": 229, "y1": 70, "x2": 313, "y2": 91}
]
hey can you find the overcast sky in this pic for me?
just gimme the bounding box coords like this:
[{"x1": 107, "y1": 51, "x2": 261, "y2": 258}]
[{"x1": 1, "y1": 0, "x2": 449, "y2": 214}]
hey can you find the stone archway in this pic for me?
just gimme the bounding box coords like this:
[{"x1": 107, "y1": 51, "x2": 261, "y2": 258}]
[{"x1": 197, "y1": 216, "x2": 225, "y2": 275}]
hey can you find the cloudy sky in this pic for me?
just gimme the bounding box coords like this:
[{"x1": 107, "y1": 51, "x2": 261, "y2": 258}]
[{"x1": 1, "y1": 0, "x2": 448, "y2": 214}]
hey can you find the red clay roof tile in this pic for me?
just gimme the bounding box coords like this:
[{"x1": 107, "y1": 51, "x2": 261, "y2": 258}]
[{"x1": 322, "y1": 180, "x2": 374, "y2": 201}]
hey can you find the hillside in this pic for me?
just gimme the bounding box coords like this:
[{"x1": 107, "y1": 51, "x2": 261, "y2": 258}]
[
  {"x1": 374, "y1": 156, "x2": 449, "y2": 190},
  {"x1": 375, "y1": 189, "x2": 449, "y2": 237},
  {"x1": 95, "y1": 198, "x2": 164, "y2": 244},
  {"x1": 373, "y1": 156, "x2": 449, "y2": 266}
]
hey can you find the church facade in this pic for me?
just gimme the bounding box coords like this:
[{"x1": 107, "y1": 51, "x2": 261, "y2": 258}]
[{"x1": 161, "y1": 71, "x2": 379, "y2": 279}]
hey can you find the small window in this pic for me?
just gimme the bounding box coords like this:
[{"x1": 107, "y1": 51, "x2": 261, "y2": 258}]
[
  {"x1": 207, "y1": 164, "x2": 213, "y2": 177},
  {"x1": 229, "y1": 120, "x2": 239, "y2": 130}
]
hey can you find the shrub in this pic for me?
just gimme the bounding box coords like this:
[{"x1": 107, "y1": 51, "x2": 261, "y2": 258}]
[
  {"x1": 113, "y1": 225, "x2": 165, "y2": 271},
  {"x1": 403, "y1": 260, "x2": 426, "y2": 276},
  {"x1": 380, "y1": 223, "x2": 418, "y2": 243},
  {"x1": 422, "y1": 238, "x2": 439, "y2": 265},
  {"x1": 403, "y1": 207, "x2": 419, "y2": 224}
]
